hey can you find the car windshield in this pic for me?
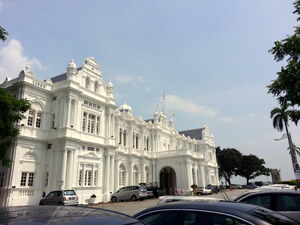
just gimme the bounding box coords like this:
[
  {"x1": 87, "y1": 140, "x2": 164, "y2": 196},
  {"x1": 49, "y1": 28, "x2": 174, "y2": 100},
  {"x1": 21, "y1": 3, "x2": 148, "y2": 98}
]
[
  {"x1": 250, "y1": 207, "x2": 298, "y2": 225},
  {"x1": 139, "y1": 186, "x2": 147, "y2": 191},
  {"x1": 64, "y1": 190, "x2": 76, "y2": 196}
]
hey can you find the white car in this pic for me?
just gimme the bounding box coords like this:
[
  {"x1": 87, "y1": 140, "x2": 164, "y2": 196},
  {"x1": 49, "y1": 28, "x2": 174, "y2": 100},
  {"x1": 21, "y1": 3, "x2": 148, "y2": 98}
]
[{"x1": 194, "y1": 187, "x2": 212, "y2": 195}]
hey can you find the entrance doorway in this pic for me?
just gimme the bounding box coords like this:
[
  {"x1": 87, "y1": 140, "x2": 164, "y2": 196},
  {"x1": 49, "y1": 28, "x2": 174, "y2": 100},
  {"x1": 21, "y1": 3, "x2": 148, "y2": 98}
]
[{"x1": 159, "y1": 166, "x2": 177, "y2": 195}]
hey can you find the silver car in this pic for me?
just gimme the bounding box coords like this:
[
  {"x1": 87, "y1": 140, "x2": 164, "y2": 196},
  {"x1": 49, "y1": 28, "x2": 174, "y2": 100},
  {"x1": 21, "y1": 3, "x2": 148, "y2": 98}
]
[
  {"x1": 39, "y1": 190, "x2": 78, "y2": 206},
  {"x1": 233, "y1": 189, "x2": 300, "y2": 223},
  {"x1": 111, "y1": 186, "x2": 148, "y2": 202}
]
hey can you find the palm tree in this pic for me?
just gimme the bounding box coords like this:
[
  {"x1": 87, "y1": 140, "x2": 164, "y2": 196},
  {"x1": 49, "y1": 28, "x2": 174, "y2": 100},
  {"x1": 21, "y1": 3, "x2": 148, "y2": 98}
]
[
  {"x1": 0, "y1": 25, "x2": 8, "y2": 41},
  {"x1": 271, "y1": 104, "x2": 299, "y2": 173}
]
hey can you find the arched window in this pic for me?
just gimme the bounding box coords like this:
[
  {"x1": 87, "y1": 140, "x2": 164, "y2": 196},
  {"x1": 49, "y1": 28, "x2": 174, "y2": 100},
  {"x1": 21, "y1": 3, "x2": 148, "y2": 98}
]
[
  {"x1": 94, "y1": 81, "x2": 99, "y2": 92},
  {"x1": 145, "y1": 167, "x2": 149, "y2": 184},
  {"x1": 123, "y1": 130, "x2": 127, "y2": 146},
  {"x1": 119, "y1": 129, "x2": 122, "y2": 145},
  {"x1": 119, "y1": 164, "x2": 126, "y2": 186},
  {"x1": 133, "y1": 166, "x2": 139, "y2": 185},
  {"x1": 136, "y1": 134, "x2": 139, "y2": 149},
  {"x1": 85, "y1": 77, "x2": 90, "y2": 89}
]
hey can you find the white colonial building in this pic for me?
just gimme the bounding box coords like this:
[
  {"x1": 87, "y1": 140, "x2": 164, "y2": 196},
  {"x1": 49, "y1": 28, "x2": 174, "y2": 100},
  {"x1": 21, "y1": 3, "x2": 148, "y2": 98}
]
[{"x1": 0, "y1": 57, "x2": 218, "y2": 206}]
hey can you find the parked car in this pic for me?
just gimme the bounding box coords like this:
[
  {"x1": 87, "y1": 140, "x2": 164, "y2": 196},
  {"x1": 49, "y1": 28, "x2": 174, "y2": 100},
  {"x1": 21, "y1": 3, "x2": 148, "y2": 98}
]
[
  {"x1": 246, "y1": 183, "x2": 258, "y2": 189},
  {"x1": 111, "y1": 185, "x2": 148, "y2": 202},
  {"x1": 39, "y1": 190, "x2": 78, "y2": 206},
  {"x1": 233, "y1": 189, "x2": 300, "y2": 223},
  {"x1": 0, "y1": 206, "x2": 144, "y2": 225},
  {"x1": 206, "y1": 185, "x2": 220, "y2": 193},
  {"x1": 194, "y1": 186, "x2": 212, "y2": 195},
  {"x1": 134, "y1": 201, "x2": 298, "y2": 225}
]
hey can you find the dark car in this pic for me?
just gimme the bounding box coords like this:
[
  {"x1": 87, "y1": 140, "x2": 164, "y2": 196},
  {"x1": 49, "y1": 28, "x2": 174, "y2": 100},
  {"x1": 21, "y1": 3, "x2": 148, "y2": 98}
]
[
  {"x1": 0, "y1": 206, "x2": 144, "y2": 225},
  {"x1": 233, "y1": 189, "x2": 300, "y2": 223},
  {"x1": 39, "y1": 190, "x2": 78, "y2": 206},
  {"x1": 134, "y1": 201, "x2": 298, "y2": 225}
]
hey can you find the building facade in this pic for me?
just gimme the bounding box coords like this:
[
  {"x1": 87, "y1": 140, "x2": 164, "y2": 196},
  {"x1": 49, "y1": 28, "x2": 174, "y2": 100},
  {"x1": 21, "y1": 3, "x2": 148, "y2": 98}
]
[{"x1": 0, "y1": 58, "x2": 219, "y2": 206}]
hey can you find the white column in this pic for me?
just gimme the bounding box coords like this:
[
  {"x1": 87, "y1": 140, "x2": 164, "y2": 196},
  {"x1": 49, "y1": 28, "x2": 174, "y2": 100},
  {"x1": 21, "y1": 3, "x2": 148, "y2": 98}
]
[
  {"x1": 66, "y1": 98, "x2": 71, "y2": 126},
  {"x1": 128, "y1": 161, "x2": 132, "y2": 185},
  {"x1": 72, "y1": 152, "x2": 78, "y2": 188},
  {"x1": 97, "y1": 164, "x2": 101, "y2": 187},
  {"x1": 105, "y1": 155, "x2": 110, "y2": 193},
  {"x1": 92, "y1": 164, "x2": 95, "y2": 187},
  {"x1": 208, "y1": 168, "x2": 212, "y2": 185},
  {"x1": 65, "y1": 150, "x2": 73, "y2": 189},
  {"x1": 60, "y1": 149, "x2": 67, "y2": 189},
  {"x1": 195, "y1": 167, "x2": 199, "y2": 186},
  {"x1": 115, "y1": 160, "x2": 119, "y2": 191},
  {"x1": 141, "y1": 164, "x2": 145, "y2": 183},
  {"x1": 110, "y1": 156, "x2": 115, "y2": 192},
  {"x1": 201, "y1": 165, "x2": 206, "y2": 187},
  {"x1": 185, "y1": 160, "x2": 192, "y2": 190},
  {"x1": 82, "y1": 164, "x2": 86, "y2": 187}
]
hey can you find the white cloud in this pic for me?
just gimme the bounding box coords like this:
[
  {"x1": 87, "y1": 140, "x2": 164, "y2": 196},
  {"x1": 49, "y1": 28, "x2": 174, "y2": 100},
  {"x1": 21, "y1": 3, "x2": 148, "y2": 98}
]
[
  {"x1": 165, "y1": 94, "x2": 218, "y2": 117},
  {"x1": 115, "y1": 74, "x2": 143, "y2": 84},
  {"x1": 220, "y1": 117, "x2": 234, "y2": 123},
  {"x1": 0, "y1": 39, "x2": 43, "y2": 82}
]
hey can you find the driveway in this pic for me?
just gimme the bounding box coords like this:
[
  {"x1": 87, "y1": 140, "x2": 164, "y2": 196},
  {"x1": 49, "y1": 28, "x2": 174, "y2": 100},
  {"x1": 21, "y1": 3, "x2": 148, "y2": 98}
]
[{"x1": 90, "y1": 189, "x2": 247, "y2": 216}]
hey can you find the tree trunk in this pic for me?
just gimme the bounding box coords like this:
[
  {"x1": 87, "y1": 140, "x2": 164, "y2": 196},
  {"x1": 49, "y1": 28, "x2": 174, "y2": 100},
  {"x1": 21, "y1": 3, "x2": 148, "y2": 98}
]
[{"x1": 284, "y1": 121, "x2": 299, "y2": 174}]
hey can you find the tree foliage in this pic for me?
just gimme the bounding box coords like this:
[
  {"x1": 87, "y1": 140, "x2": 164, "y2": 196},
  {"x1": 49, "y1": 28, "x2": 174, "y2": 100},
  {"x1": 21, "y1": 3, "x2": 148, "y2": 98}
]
[
  {"x1": 268, "y1": 0, "x2": 300, "y2": 124},
  {"x1": 271, "y1": 104, "x2": 299, "y2": 172},
  {"x1": 216, "y1": 147, "x2": 242, "y2": 185},
  {"x1": 0, "y1": 88, "x2": 30, "y2": 166},
  {"x1": 0, "y1": 25, "x2": 8, "y2": 41},
  {"x1": 237, "y1": 155, "x2": 270, "y2": 185}
]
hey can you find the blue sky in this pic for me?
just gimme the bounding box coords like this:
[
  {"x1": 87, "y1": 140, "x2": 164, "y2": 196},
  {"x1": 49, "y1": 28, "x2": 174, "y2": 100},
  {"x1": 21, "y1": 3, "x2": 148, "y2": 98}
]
[{"x1": 0, "y1": 0, "x2": 299, "y2": 182}]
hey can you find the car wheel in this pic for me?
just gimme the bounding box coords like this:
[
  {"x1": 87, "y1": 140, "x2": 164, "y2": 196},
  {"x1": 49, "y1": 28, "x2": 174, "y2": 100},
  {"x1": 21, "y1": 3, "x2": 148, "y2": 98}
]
[
  {"x1": 196, "y1": 193, "x2": 201, "y2": 196},
  {"x1": 39, "y1": 202, "x2": 44, "y2": 206},
  {"x1": 131, "y1": 195, "x2": 137, "y2": 201},
  {"x1": 111, "y1": 196, "x2": 117, "y2": 202},
  {"x1": 58, "y1": 202, "x2": 64, "y2": 205}
]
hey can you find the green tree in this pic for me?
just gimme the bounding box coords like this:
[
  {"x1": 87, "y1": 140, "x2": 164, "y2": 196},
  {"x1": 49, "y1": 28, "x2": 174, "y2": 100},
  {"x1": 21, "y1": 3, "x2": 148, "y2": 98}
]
[
  {"x1": 0, "y1": 25, "x2": 8, "y2": 41},
  {"x1": 237, "y1": 154, "x2": 270, "y2": 185},
  {"x1": 216, "y1": 147, "x2": 242, "y2": 185},
  {"x1": 0, "y1": 88, "x2": 30, "y2": 166},
  {"x1": 271, "y1": 104, "x2": 299, "y2": 173},
  {"x1": 268, "y1": 0, "x2": 300, "y2": 124}
]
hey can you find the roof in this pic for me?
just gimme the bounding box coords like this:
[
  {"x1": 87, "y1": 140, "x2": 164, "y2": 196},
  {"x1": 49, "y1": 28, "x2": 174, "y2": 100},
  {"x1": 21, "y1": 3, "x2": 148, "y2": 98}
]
[
  {"x1": 50, "y1": 67, "x2": 82, "y2": 83},
  {"x1": 51, "y1": 73, "x2": 67, "y2": 83},
  {"x1": 179, "y1": 128, "x2": 204, "y2": 140}
]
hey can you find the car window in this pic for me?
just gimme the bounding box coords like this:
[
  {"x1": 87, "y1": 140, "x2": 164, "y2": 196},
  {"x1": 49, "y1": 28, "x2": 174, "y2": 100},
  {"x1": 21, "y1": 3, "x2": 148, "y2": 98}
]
[
  {"x1": 46, "y1": 192, "x2": 56, "y2": 198},
  {"x1": 118, "y1": 187, "x2": 126, "y2": 193},
  {"x1": 276, "y1": 194, "x2": 300, "y2": 211},
  {"x1": 64, "y1": 190, "x2": 76, "y2": 196},
  {"x1": 138, "y1": 211, "x2": 178, "y2": 225},
  {"x1": 125, "y1": 186, "x2": 133, "y2": 191},
  {"x1": 133, "y1": 186, "x2": 139, "y2": 190},
  {"x1": 250, "y1": 207, "x2": 298, "y2": 225},
  {"x1": 182, "y1": 211, "x2": 250, "y2": 225},
  {"x1": 56, "y1": 191, "x2": 62, "y2": 197},
  {"x1": 241, "y1": 194, "x2": 271, "y2": 209}
]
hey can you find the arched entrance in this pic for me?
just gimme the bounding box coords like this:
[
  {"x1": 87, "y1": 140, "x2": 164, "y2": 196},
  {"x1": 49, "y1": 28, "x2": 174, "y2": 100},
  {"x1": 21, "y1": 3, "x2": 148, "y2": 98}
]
[{"x1": 159, "y1": 166, "x2": 177, "y2": 195}]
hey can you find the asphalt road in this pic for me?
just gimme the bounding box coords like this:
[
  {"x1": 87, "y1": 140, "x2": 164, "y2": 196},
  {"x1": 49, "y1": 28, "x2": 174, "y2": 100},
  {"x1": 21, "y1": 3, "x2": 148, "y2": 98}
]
[{"x1": 90, "y1": 189, "x2": 248, "y2": 216}]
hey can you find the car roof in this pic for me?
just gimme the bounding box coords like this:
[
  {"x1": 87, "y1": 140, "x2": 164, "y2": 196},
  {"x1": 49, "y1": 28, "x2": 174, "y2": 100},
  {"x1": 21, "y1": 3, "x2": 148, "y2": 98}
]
[
  {"x1": 0, "y1": 206, "x2": 143, "y2": 225},
  {"x1": 233, "y1": 189, "x2": 300, "y2": 200},
  {"x1": 135, "y1": 201, "x2": 260, "y2": 217}
]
